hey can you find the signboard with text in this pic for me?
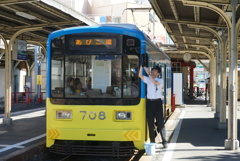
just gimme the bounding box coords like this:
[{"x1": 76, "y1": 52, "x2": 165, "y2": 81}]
[{"x1": 12, "y1": 39, "x2": 27, "y2": 60}]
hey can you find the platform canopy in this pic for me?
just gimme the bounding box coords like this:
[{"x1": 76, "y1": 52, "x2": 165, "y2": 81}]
[
  {"x1": 0, "y1": 0, "x2": 97, "y2": 44},
  {"x1": 149, "y1": 0, "x2": 240, "y2": 60}
]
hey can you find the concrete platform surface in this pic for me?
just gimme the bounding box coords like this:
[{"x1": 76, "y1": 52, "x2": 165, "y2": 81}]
[
  {"x1": 147, "y1": 101, "x2": 240, "y2": 161},
  {"x1": 0, "y1": 107, "x2": 46, "y2": 157}
]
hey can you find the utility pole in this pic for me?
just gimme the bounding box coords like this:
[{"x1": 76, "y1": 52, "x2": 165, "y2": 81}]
[{"x1": 34, "y1": 46, "x2": 44, "y2": 103}]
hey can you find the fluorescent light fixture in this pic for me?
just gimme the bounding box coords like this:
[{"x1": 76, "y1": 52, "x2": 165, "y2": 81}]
[{"x1": 16, "y1": 12, "x2": 36, "y2": 20}]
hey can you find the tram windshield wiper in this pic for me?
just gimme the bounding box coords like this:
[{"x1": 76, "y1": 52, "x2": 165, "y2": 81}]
[{"x1": 85, "y1": 92, "x2": 94, "y2": 104}]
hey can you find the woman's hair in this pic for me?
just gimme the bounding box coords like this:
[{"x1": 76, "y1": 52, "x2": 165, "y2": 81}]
[
  {"x1": 75, "y1": 78, "x2": 80, "y2": 86},
  {"x1": 66, "y1": 77, "x2": 74, "y2": 85}
]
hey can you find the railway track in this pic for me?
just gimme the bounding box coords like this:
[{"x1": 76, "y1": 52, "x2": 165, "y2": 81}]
[
  {"x1": 46, "y1": 150, "x2": 143, "y2": 161},
  {"x1": 48, "y1": 155, "x2": 132, "y2": 161},
  {"x1": 3, "y1": 141, "x2": 144, "y2": 161}
]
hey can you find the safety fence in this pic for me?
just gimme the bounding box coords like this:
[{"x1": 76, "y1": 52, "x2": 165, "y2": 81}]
[{"x1": 11, "y1": 92, "x2": 46, "y2": 104}]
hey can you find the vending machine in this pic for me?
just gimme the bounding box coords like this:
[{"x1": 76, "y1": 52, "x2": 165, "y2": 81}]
[{"x1": 173, "y1": 73, "x2": 184, "y2": 105}]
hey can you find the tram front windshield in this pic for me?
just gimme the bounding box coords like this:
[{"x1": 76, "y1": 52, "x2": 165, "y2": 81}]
[{"x1": 50, "y1": 54, "x2": 140, "y2": 105}]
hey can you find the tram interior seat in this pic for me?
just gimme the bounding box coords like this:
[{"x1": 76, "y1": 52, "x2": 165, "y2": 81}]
[
  {"x1": 106, "y1": 86, "x2": 114, "y2": 95},
  {"x1": 106, "y1": 85, "x2": 118, "y2": 95},
  {"x1": 54, "y1": 87, "x2": 63, "y2": 94},
  {"x1": 86, "y1": 89, "x2": 102, "y2": 97}
]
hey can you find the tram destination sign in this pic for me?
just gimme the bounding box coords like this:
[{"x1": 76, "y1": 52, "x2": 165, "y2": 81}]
[{"x1": 69, "y1": 37, "x2": 116, "y2": 50}]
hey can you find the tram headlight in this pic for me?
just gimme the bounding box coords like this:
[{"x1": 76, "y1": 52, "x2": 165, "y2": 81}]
[
  {"x1": 56, "y1": 110, "x2": 72, "y2": 119},
  {"x1": 116, "y1": 111, "x2": 132, "y2": 120}
]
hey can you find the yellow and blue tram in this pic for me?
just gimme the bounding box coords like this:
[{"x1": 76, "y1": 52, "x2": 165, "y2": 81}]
[{"x1": 46, "y1": 24, "x2": 172, "y2": 157}]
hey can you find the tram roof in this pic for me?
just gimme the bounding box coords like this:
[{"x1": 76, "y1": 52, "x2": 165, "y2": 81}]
[
  {"x1": 0, "y1": 0, "x2": 97, "y2": 45},
  {"x1": 149, "y1": 0, "x2": 240, "y2": 60},
  {"x1": 100, "y1": 23, "x2": 140, "y2": 30}
]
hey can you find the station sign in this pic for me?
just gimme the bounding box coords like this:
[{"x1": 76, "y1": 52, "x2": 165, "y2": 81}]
[
  {"x1": 37, "y1": 75, "x2": 42, "y2": 85},
  {"x1": 12, "y1": 39, "x2": 27, "y2": 61}
]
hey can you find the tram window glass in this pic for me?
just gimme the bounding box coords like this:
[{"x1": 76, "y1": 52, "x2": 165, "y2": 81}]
[
  {"x1": 122, "y1": 55, "x2": 139, "y2": 98},
  {"x1": 50, "y1": 54, "x2": 140, "y2": 105},
  {"x1": 159, "y1": 65, "x2": 163, "y2": 78},
  {"x1": 51, "y1": 56, "x2": 64, "y2": 97},
  {"x1": 166, "y1": 67, "x2": 171, "y2": 88}
]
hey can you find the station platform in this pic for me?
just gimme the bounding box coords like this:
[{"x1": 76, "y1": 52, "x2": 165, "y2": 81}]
[
  {"x1": 141, "y1": 98, "x2": 240, "y2": 161},
  {"x1": 0, "y1": 107, "x2": 46, "y2": 159},
  {"x1": 1, "y1": 99, "x2": 240, "y2": 161}
]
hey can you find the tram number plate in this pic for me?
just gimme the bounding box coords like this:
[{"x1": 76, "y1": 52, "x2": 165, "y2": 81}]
[{"x1": 80, "y1": 111, "x2": 106, "y2": 120}]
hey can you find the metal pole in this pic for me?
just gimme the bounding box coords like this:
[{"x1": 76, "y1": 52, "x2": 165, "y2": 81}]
[
  {"x1": 34, "y1": 45, "x2": 42, "y2": 103},
  {"x1": 3, "y1": 27, "x2": 42, "y2": 125},
  {"x1": 218, "y1": 33, "x2": 227, "y2": 129},
  {"x1": 3, "y1": 37, "x2": 11, "y2": 125},
  {"x1": 153, "y1": 12, "x2": 156, "y2": 43},
  {"x1": 215, "y1": 41, "x2": 220, "y2": 118},
  {"x1": 34, "y1": 46, "x2": 39, "y2": 103},
  {"x1": 37, "y1": 62, "x2": 41, "y2": 103},
  {"x1": 225, "y1": 0, "x2": 239, "y2": 150}
]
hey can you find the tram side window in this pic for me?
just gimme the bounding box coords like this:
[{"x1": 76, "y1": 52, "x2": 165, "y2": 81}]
[
  {"x1": 122, "y1": 55, "x2": 139, "y2": 98},
  {"x1": 166, "y1": 67, "x2": 171, "y2": 88},
  {"x1": 51, "y1": 56, "x2": 64, "y2": 97}
]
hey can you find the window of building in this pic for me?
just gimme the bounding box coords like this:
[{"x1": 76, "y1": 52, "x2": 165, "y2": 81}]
[{"x1": 172, "y1": 62, "x2": 181, "y2": 72}]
